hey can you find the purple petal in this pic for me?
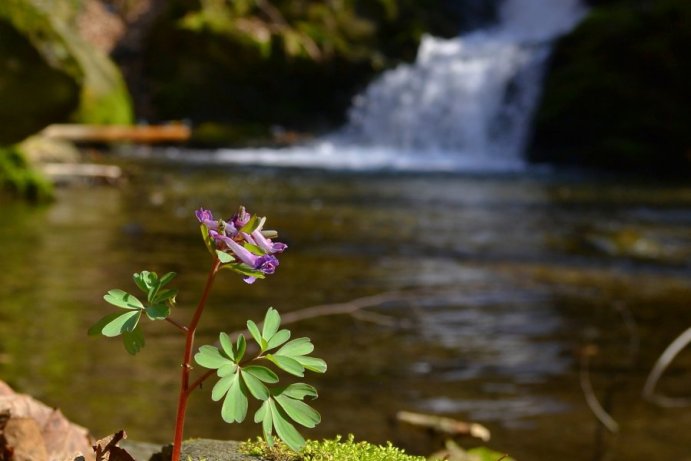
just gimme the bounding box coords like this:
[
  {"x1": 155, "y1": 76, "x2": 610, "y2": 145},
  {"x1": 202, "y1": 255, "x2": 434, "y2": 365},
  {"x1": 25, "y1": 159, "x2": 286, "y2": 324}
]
[
  {"x1": 251, "y1": 229, "x2": 287, "y2": 254},
  {"x1": 254, "y1": 254, "x2": 279, "y2": 275},
  {"x1": 223, "y1": 237, "x2": 258, "y2": 267}
]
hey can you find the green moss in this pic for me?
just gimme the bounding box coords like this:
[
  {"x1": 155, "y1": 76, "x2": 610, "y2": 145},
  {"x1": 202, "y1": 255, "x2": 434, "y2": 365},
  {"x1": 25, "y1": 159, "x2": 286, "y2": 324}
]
[
  {"x1": 240, "y1": 435, "x2": 425, "y2": 461},
  {"x1": 0, "y1": 145, "x2": 53, "y2": 202}
]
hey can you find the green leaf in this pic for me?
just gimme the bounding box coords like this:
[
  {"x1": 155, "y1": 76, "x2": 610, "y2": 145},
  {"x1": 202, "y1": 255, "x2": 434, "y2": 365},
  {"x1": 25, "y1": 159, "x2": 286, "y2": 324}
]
[
  {"x1": 240, "y1": 214, "x2": 259, "y2": 234},
  {"x1": 276, "y1": 337, "x2": 313, "y2": 357},
  {"x1": 145, "y1": 303, "x2": 170, "y2": 320},
  {"x1": 262, "y1": 308, "x2": 281, "y2": 341},
  {"x1": 122, "y1": 327, "x2": 145, "y2": 355},
  {"x1": 266, "y1": 354, "x2": 304, "y2": 377},
  {"x1": 269, "y1": 400, "x2": 305, "y2": 452},
  {"x1": 102, "y1": 310, "x2": 141, "y2": 337},
  {"x1": 159, "y1": 272, "x2": 176, "y2": 286},
  {"x1": 222, "y1": 263, "x2": 266, "y2": 280},
  {"x1": 88, "y1": 312, "x2": 123, "y2": 336},
  {"x1": 247, "y1": 320, "x2": 263, "y2": 347},
  {"x1": 295, "y1": 356, "x2": 328, "y2": 374},
  {"x1": 280, "y1": 383, "x2": 318, "y2": 400},
  {"x1": 201, "y1": 224, "x2": 216, "y2": 256},
  {"x1": 266, "y1": 329, "x2": 291, "y2": 350},
  {"x1": 132, "y1": 272, "x2": 149, "y2": 293},
  {"x1": 152, "y1": 288, "x2": 177, "y2": 304},
  {"x1": 243, "y1": 365, "x2": 279, "y2": 383},
  {"x1": 235, "y1": 334, "x2": 246, "y2": 362},
  {"x1": 221, "y1": 374, "x2": 248, "y2": 423},
  {"x1": 219, "y1": 332, "x2": 235, "y2": 361},
  {"x1": 104, "y1": 289, "x2": 143, "y2": 310},
  {"x1": 216, "y1": 250, "x2": 235, "y2": 264},
  {"x1": 256, "y1": 401, "x2": 274, "y2": 446},
  {"x1": 217, "y1": 363, "x2": 237, "y2": 377},
  {"x1": 212, "y1": 374, "x2": 235, "y2": 401},
  {"x1": 243, "y1": 242, "x2": 264, "y2": 255},
  {"x1": 195, "y1": 345, "x2": 231, "y2": 369},
  {"x1": 274, "y1": 394, "x2": 321, "y2": 428},
  {"x1": 240, "y1": 369, "x2": 270, "y2": 400}
]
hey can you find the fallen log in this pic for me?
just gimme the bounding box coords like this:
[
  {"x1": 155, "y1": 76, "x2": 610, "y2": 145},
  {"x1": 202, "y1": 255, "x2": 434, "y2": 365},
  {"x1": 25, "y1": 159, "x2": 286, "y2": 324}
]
[{"x1": 41, "y1": 124, "x2": 190, "y2": 144}]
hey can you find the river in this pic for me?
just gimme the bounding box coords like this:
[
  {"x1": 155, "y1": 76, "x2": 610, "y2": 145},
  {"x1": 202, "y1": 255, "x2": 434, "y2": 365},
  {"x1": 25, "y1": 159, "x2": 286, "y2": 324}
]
[{"x1": 1, "y1": 160, "x2": 690, "y2": 460}]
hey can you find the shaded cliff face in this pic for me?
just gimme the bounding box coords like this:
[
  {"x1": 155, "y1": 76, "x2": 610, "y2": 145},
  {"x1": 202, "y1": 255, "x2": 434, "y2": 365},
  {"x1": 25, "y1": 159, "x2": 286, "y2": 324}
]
[
  {"x1": 528, "y1": 0, "x2": 691, "y2": 175},
  {"x1": 0, "y1": 0, "x2": 133, "y2": 145}
]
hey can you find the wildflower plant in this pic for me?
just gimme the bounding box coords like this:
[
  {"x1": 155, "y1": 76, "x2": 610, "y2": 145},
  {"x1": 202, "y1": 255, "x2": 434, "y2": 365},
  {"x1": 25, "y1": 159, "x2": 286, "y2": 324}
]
[{"x1": 89, "y1": 206, "x2": 326, "y2": 461}]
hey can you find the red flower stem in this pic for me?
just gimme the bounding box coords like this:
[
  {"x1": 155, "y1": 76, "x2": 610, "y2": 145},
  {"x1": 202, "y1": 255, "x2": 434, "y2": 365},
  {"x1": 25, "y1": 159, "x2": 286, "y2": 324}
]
[{"x1": 171, "y1": 258, "x2": 222, "y2": 461}]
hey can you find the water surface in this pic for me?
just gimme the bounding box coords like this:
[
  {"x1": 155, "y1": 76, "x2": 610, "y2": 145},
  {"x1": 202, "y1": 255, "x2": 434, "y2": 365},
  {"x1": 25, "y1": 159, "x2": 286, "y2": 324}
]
[{"x1": 1, "y1": 161, "x2": 690, "y2": 460}]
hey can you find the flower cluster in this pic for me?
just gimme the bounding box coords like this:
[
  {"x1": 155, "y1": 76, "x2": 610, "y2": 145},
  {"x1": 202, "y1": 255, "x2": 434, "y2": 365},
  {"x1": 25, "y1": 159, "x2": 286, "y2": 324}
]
[{"x1": 196, "y1": 206, "x2": 287, "y2": 283}]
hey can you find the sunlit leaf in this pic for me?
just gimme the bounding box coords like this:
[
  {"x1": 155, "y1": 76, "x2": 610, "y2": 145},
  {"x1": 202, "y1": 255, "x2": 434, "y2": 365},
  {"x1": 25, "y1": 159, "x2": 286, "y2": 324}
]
[
  {"x1": 274, "y1": 394, "x2": 321, "y2": 428},
  {"x1": 276, "y1": 337, "x2": 313, "y2": 357},
  {"x1": 217, "y1": 363, "x2": 237, "y2": 377},
  {"x1": 257, "y1": 401, "x2": 274, "y2": 446},
  {"x1": 240, "y1": 214, "x2": 259, "y2": 234},
  {"x1": 247, "y1": 320, "x2": 263, "y2": 347},
  {"x1": 122, "y1": 326, "x2": 145, "y2": 355},
  {"x1": 254, "y1": 399, "x2": 269, "y2": 424},
  {"x1": 102, "y1": 310, "x2": 141, "y2": 337},
  {"x1": 280, "y1": 383, "x2": 318, "y2": 400},
  {"x1": 132, "y1": 272, "x2": 149, "y2": 293},
  {"x1": 266, "y1": 329, "x2": 291, "y2": 350},
  {"x1": 243, "y1": 242, "x2": 264, "y2": 256},
  {"x1": 262, "y1": 308, "x2": 281, "y2": 340},
  {"x1": 212, "y1": 374, "x2": 235, "y2": 402},
  {"x1": 88, "y1": 312, "x2": 123, "y2": 336},
  {"x1": 222, "y1": 263, "x2": 265, "y2": 279},
  {"x1": 195, "y1": 345, "x2": 230, "y2": 369},
  {"x1": 269, "y1": 401, "x2": 305, "y2": 452},
  {"x1": 221, "y1": 374, "x2": 248, "y2": 423},
  {"x1": 104, "y1": 290, "x2": 143, "y2": 310},
  {"x1": 236, "y1": 334, "x2": 246, "y2": 362},
  {"x1": 241, "y1": 369, "x2": 270, "y2": 400},
  {"x1": 266, "y1": 354, "x2": 304, "y2": 377},
  {"x1": 244, "y1": 365, "x2": 279, "y2": 383},
  {"x1": 216, "y1": 250, "x2": 235, "y2": 264},
  {"x1": 219, "y1": 332, "x2": 235, "y2": 361},
  {"x1": 153, "y1": 288, "x2": 177, "y2": 304},
  {"x1": 295, "y1": 356, "x2": 327, "y2": 374}
]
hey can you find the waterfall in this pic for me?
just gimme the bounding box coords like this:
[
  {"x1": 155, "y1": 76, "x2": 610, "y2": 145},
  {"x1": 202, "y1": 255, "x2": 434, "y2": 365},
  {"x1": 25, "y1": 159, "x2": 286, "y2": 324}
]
[
  {"x1": 209, "y1": 0, "x2": 586, "y2": 171},
  {"x1": 337, "y1": 0, "x2": 587, "y2": 168}
]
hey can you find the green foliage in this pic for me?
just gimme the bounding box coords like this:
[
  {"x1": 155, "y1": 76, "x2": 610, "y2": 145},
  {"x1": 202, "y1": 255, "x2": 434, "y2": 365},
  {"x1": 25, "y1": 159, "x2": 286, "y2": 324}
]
[
  {"x1": 195, "y1": 307, "x2": 326, "y2": 452},
  {"x1": 89, "y1": 271, "x2": 178, "y2": 355},
  {"x1": 530, "y1": 0, "x2": 691, "y2": 175},
  {"x1": 0, "y1": 145, "x2": 53, "y2": 202},
  {"x1": 240, "y1": 434, "x2": 426, "y2": 461}
]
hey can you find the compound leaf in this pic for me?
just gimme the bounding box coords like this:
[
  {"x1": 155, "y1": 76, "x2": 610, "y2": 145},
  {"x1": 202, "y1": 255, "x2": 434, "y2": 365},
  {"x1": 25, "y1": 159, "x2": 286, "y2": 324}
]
[
  {"x1": 104, "y1": 290, "x2": 143, "y2": 310},
  {"x1": 102, "y1": 310, "x2": 141, "y2": 337},
  {"x1": 122, "y1": 326, "x2": 145, "y2": 355},
  {"x1": 274, "y1": 394, "x2": 321, "y2": 428},
  {"x1": 153, "y1": 288, "x2": 177, "y2": 304},
  {"x1": 217, "y1": 363, "x2": 237, "y2": 377},
  {"x1": 236, "y1": 334, "x2": 246, "y2": 362},
  {"x1": 159, "y1": 272, "x2": 177, "y2": 286}
]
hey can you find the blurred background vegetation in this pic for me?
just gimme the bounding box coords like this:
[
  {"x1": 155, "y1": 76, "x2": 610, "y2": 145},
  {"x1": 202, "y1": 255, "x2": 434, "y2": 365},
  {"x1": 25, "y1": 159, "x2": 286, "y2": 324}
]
[{"x1": 0, "y1": 0, "x2": 689, "y2": 200}]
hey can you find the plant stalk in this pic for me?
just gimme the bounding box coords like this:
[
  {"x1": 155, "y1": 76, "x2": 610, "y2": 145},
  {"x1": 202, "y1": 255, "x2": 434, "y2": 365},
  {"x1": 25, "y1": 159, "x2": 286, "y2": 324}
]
[{"x1": 171, "y1": 258, "x2": 222, "y2": 461}]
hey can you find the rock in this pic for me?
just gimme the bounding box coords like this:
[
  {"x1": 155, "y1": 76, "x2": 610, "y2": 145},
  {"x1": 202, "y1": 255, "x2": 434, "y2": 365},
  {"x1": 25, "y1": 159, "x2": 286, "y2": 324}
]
[{"x1": 152, "y1": 440, "x2": 256, "y2": 461}]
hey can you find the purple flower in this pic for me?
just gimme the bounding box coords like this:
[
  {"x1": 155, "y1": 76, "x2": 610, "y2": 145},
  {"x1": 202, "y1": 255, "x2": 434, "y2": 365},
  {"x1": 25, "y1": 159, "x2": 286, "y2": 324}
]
[{"x1": 197, "y1": 205, "x2": 286, "y2": 284}]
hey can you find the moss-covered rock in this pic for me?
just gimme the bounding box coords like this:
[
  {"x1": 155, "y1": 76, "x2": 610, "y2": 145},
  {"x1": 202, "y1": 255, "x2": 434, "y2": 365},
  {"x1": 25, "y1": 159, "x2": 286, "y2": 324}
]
[
  {"x1": 0, "y1": 145, "x2": 53, "y2": 202},
  {"x1": 0, "y1": 0, "x2": 133, "y2": 137},
  {"x1": 529, "y1": 0, "x2": 691, "y2": 175}
]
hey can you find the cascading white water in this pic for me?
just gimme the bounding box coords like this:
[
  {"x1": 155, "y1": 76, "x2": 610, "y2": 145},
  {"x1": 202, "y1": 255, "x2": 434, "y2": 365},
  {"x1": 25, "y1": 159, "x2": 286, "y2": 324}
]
[
  {"x1": 207, "y1": 0, "x2": 586, "y2": 171},
  {"x1": 338, "y1": 0, "x2": 586, "y2": 167}
]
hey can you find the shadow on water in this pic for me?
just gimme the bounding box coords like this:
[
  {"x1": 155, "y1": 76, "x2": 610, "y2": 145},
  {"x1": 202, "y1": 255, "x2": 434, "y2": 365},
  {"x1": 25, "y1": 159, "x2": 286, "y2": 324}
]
[{"x1": 1, "y1": 160, "x2": 690, "y2": 460}]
